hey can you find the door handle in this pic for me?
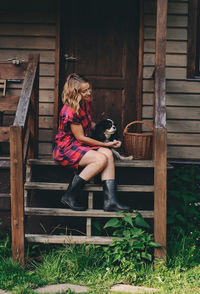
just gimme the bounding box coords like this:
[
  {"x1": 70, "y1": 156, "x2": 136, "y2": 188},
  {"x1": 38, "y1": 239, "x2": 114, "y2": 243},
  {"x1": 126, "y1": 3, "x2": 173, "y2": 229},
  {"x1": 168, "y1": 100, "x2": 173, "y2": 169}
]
[{"x1": 64, "y1": 54, "x2": 78, "y2": 61}]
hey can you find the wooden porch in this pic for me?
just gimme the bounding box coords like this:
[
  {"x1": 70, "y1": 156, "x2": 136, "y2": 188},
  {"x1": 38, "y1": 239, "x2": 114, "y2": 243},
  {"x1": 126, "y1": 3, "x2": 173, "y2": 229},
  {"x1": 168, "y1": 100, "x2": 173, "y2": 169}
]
[{"x1": 0, "y1": 0, "x2": 168, "y2": 265}]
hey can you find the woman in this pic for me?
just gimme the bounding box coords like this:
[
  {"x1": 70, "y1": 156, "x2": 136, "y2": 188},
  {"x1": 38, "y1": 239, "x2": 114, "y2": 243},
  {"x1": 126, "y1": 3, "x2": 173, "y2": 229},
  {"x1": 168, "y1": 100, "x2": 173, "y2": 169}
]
[{"x1": 53, "y1": 73, "x2": 129, "y2": 212}]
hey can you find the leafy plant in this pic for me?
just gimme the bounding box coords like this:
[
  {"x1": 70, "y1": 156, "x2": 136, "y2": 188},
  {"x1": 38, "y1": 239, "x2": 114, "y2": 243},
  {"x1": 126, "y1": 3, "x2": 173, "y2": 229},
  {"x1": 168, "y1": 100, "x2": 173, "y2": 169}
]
[
  {"x1": 0, "y1": 222, "x2": 11, "y2": 258},
  {"x1": 167, "y1": 165, "x2": 200, "y2": 235},
  {"x1": 103, "y1": 212, "x2": 161, "y2": 279}
]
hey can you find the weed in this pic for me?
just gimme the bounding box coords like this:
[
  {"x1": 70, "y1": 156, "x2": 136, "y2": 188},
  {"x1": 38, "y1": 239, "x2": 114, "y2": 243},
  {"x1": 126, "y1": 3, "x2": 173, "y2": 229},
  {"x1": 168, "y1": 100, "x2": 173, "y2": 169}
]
[{"x1": 102, "y1": 212, "x2": 161, "y2": 282}]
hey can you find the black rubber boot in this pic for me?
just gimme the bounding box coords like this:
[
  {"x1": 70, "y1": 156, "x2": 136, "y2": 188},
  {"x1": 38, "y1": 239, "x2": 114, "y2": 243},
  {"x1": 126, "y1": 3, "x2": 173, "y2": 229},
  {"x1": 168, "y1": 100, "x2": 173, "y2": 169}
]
[
  {"x1": 61, "y1": 174, "x2": 87, "y2": 211},
  {"x1": 103, "y1": 179, "x2": 130, "y2": 212}
]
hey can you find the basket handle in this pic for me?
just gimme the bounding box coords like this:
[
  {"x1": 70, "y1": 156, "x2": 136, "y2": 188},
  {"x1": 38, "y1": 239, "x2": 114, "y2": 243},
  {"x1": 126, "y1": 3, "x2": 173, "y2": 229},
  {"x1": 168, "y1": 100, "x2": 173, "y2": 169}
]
[{"x1": 123, "y1": 121, "x2": 153, "y2": 135}]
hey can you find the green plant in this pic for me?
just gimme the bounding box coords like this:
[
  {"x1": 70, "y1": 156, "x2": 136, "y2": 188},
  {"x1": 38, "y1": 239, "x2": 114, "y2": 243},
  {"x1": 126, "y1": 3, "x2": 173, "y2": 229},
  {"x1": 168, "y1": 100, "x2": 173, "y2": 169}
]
[
  {"x1": 103, "y1": 212, "x2": 161, "y2": 280},
  {"x1": 167, "y1": 165, "x2": 200, "y2": 235},
  {"x1": 0, "y1": 222, "x2": 11, "y2": 258}
]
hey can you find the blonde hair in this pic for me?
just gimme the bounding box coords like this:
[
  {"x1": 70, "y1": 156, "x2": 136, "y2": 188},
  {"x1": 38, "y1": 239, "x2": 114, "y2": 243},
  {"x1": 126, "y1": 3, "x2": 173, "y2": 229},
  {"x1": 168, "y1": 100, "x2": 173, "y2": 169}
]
[{"x1": 62, "y1": 73, "x2": 89, "y2": 114}]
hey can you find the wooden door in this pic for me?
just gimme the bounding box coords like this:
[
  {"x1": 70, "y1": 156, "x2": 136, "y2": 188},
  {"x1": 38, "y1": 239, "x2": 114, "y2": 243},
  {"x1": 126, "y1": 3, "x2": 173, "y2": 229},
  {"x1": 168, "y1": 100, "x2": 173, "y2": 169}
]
[{"x1": 60, "y1": 0, "x2": 139, "y2": 137}]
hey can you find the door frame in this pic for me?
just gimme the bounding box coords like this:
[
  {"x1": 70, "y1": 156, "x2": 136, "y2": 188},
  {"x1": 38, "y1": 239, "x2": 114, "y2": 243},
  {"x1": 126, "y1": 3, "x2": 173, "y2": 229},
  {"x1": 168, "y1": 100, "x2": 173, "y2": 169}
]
[{"x1": 53, "y1": 0, "x2": 144, "y2": 138}]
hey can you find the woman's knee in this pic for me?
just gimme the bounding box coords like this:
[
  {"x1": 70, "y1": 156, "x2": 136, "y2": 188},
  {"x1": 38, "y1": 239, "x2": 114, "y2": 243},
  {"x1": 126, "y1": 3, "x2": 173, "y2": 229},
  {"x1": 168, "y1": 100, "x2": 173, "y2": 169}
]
[
  {"x1": 95, "y1": 153, "x2": 108, "y2": 169},
  {"x1": 98, "y1": 148, "x2": 114, "y2": 161}
]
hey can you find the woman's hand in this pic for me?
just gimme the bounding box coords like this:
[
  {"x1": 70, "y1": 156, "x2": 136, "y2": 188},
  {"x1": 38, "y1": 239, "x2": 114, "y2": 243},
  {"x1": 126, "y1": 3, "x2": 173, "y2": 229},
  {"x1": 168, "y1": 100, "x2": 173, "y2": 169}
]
[{"x1": 105, "y1": 140, "x2": 121, "y2": 148}]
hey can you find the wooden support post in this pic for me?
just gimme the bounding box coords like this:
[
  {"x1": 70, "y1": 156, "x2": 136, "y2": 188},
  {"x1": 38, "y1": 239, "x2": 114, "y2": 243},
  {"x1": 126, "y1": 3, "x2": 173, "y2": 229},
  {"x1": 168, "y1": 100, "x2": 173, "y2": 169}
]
[
  {"x1": 10, "y1": 126, "x2": 24, "y2": 265},
  {"x1": 136, "y1": 0, "x2": 144, "y2": 125},
  {"x1": 27, "y1": 54, "x2": 39, "y2": 159},
  {"x1": 154, "y1": 128, "x2": 167, "y2": 259},
  {"x1": 154, "y1": 0, "x2": 168, "y2": 259},
  {"x1": 53, "y1": 1, "x2": 61, "y2": 140},
  {"x1": 87, "y1": 192, "x2": 93, "y2": 237}
]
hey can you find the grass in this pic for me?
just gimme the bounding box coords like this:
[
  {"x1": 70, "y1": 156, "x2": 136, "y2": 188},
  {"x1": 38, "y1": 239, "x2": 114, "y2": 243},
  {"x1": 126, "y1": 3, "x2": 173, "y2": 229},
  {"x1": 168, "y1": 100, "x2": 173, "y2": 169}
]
[{"x1": 0, "y1": 228, "x2": 200, "y2": 294}]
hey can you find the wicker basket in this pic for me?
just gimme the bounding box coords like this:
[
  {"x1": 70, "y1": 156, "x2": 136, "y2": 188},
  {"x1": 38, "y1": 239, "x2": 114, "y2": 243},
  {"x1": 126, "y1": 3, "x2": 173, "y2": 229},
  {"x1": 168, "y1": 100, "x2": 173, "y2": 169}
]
[{"x1": 123, "y1": 121, "x2": 153, "y2": 159}]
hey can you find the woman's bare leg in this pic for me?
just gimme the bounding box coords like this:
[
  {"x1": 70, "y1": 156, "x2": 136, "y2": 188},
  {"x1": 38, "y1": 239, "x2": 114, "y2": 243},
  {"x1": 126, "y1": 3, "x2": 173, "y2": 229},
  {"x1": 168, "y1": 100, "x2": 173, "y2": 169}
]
[
  {"x1": 97, "y1": 148, "x2": 115, "y2": 181},
  {"x1": 78, "y1": 150, "x2": 108, "y2": 181}
]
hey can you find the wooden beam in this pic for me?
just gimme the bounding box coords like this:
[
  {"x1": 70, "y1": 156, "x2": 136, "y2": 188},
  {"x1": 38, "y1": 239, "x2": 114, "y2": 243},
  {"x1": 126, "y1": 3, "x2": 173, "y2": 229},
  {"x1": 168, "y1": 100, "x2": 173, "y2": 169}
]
[
  {"x1": 154, "y1": 0, "x2": 168, "y2": 260},
  {"x1": 25, "y1": 234, "x2": 114, "y2": 245},
  {"x1": 10, "y1": 126, "x2": 24, "y2": 265},
  {"x1": 136, "y1": 0, "x2": 144, "y2": 123},
  {"x1": 154, "y1": 128, "x2": 167, "y2": 259},
  {"x1": 28, "y1": 59, "x2": 39, "y2": 159},
  {"x1": 25, "y1": 207, "x2": 154, "y2": 218},
  {"x1": 13, "y1": 54, "x2": 39, "y2": 128},
  {"x1": 23, "y1": 128, "x2": 31, "y2": 162},
  {"x1": 53, "y1": 1, "x2": 61, "y2": 142}
]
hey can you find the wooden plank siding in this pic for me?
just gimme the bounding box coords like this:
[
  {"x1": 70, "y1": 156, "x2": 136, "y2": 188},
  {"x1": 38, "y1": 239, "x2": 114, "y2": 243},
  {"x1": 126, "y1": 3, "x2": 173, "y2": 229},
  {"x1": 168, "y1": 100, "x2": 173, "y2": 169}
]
[
  {"x1": 0, "y1": 9, "x2": 56, "y2": 155},
  {"x1": 0, "y1": 0, "x2": 199, "y2": 160},
  {"x1": 143, "y1": 0, "x2": 200, "y2": 159}
]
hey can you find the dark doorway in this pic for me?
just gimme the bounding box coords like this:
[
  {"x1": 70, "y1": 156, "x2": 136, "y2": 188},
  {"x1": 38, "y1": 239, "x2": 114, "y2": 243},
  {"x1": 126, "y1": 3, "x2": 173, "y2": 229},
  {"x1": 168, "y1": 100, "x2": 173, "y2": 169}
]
[{"x1": 60, "y1": 0, "x2": 140, "y2": 138}]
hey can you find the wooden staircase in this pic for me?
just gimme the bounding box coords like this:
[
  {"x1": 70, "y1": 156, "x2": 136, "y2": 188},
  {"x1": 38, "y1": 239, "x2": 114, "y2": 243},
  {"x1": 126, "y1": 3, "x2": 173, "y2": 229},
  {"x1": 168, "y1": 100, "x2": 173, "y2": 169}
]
[
  {"x1": 24, "y1": 158, "x2": 155, "y2": 245},
  {"x1": 0, "y1": 157, "x2": 10, "y2": 229}
]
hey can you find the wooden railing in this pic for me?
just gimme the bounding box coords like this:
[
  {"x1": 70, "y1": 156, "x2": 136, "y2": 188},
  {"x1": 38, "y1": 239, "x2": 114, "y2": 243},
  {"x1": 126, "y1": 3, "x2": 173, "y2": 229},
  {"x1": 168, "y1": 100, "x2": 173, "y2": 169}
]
[
  {"x1": 153, "y1": 0, "x2": 168, "y2": 259},
  {"x1": 9, "y1": 54, "x2": 39, "y2": 264}
]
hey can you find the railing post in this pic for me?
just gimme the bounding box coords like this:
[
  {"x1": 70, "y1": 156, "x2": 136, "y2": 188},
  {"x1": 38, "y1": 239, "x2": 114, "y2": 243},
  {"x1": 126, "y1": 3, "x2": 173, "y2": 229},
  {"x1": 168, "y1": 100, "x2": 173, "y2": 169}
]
[
  {"x1": 29, "y1": 57, "x2": 39, "y2": 158},
  {"x1": 154, "y1": 0, "x2": 168, "y2": 260},
  {"x1": 10, "y1": 126, "x2": 24, "y2": 265}
]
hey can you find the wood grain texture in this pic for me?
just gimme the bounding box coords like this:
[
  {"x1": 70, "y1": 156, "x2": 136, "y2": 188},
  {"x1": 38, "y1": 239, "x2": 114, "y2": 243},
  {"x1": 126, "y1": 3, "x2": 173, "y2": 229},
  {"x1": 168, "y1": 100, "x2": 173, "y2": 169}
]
[
  {"x1": 0, "y1": 11, "x2": 56, "y2": 24},
  {"x1": 136, "y1": 0, "x2": 144, "y2": 121},
  {"x1": 14, "y1": 54, "x2": 39, "y2": 127},
  {"x1": 153, "y1": 0, "x2": 168, "y2": 259},
  {"x1": 168, "y1": 146, "x2": 200, "y2": 158},
  {"x1": 0, "y1": 24, "x2": 56, "y2": 36},
  {"x1": 144, "y1": 28, "x2": 187, "y2": 40},
  {"x1": 24, "y1": 181, "x2": 154, "y2": 192},
  {"x1": 143, "y1": 93, "x2": 200, "y2": 106},
  {"x1": 0, "y1": 96, "x2": 19, "y2": 111},
  {"x1": 154, "y1": 128, "x2": 167, "y2": 259},
  {"x1": 144, "y1": 40, "x2": 187, "y2": 53},
  {"x1": 25, "y1": 234, "x2": 115, "y2": 245},
  {"x1": 144, "y1": 15, "x2": 188, "y2": 27},
  {"x1": 167, "y1": 133, "x2": 200, "y2": 146},
  {"x1": 27, "y1": 158, "x2": 154, "y2": 168},
  {"x1": 145, "y1": 119, "x2": 200, "y2": 133},
  {"x1": 143, "y1": 67, "x2": 186, "y2": 79},
  {"x1": 10, "y1": 126, "x2": 24, "y2": 265},
  {"x1": 143, "y1": 106, "x2": 200, "y2": 119},
  {"x1": 0, "y1": 37, "x2": 55, "y2": 50},
  {"x1": 143, "y1": 80, "x2": 200, "y2": 93},
  {"x1": 25, "y1": 207, "x2": 154, "y2": 218},
  {"x1": 0, "y1": 50, "x2": 55, "y2": 63},
  {"x1": 53, "y1": 1, "x2": 61, "y2": 140}
]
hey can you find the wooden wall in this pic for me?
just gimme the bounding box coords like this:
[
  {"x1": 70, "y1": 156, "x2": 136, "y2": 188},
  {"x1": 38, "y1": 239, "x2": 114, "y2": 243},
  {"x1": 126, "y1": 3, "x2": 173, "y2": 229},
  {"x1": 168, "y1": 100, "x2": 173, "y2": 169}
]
[
  {"x1": 0, "y1": 1, "x2": 56, "y2": 156},
  {"x1": 143, "y1": 0, "x2": 200, "y2": 160},
  {"x1": 0, "y1": 0, "x2": 199, "y2": 160}
]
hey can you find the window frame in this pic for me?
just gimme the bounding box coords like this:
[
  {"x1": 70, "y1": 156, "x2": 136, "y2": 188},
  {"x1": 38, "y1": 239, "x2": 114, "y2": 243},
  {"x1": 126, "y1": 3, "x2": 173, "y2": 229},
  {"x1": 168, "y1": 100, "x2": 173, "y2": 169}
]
[{"x1": 187, "y1": 0, "x2": 200, "y2": 79}]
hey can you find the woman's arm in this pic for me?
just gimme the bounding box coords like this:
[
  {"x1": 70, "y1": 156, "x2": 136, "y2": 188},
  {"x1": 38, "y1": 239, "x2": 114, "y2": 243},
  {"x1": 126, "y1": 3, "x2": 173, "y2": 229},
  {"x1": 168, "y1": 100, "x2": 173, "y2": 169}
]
[{"x1": 71, "y1": 123, "x2": 121, "y2": 148}]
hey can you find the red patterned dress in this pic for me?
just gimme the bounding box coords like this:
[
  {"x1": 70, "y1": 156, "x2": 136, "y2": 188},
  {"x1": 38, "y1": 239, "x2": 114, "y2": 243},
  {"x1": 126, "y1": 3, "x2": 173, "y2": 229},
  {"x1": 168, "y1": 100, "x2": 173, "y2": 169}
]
[{"x1": 53, "y1": 98, "x2": 99, "y2": 170}]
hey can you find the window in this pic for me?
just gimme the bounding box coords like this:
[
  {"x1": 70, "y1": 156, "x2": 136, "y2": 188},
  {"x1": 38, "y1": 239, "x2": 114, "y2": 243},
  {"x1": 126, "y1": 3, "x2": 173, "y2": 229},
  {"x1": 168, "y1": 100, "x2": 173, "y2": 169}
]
[{"x1": 187, "y1": 0, "x2": 200, "y2": 78}]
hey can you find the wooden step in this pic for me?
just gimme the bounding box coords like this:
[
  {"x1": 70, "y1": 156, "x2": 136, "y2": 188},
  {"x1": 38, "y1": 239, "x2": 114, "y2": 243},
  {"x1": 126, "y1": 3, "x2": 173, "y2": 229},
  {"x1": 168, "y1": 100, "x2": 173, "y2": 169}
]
[
  {"x1": 0, "y1": 157, "x2": 10, "y2": 169},
  {"x1": 24, "y1": 182, "x2": 154, "y2": 192},
  {"x1": 25, "y1": 234, "x2": 115, "y2": 245},
  {"x1": 25, "y1": 207, "x2": 154, "y2": 218},
  {"x1": 28, "y1": 158, "x2": 155, "y2": 168}
]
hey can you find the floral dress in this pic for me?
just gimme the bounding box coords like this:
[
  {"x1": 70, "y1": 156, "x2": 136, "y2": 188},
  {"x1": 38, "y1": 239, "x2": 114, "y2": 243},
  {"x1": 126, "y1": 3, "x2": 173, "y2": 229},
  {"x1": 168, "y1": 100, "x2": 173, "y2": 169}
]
[{"x1": 53, "y1": 98, "x2": 99, "y2": 170}]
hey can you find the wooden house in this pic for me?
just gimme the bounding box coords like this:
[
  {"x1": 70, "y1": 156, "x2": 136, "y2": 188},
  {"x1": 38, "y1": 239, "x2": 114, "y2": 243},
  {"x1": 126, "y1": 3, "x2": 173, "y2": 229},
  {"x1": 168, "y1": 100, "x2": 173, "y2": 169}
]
[{"x1": 0, "y1": 0, "x2": 199, "y2": 264}]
